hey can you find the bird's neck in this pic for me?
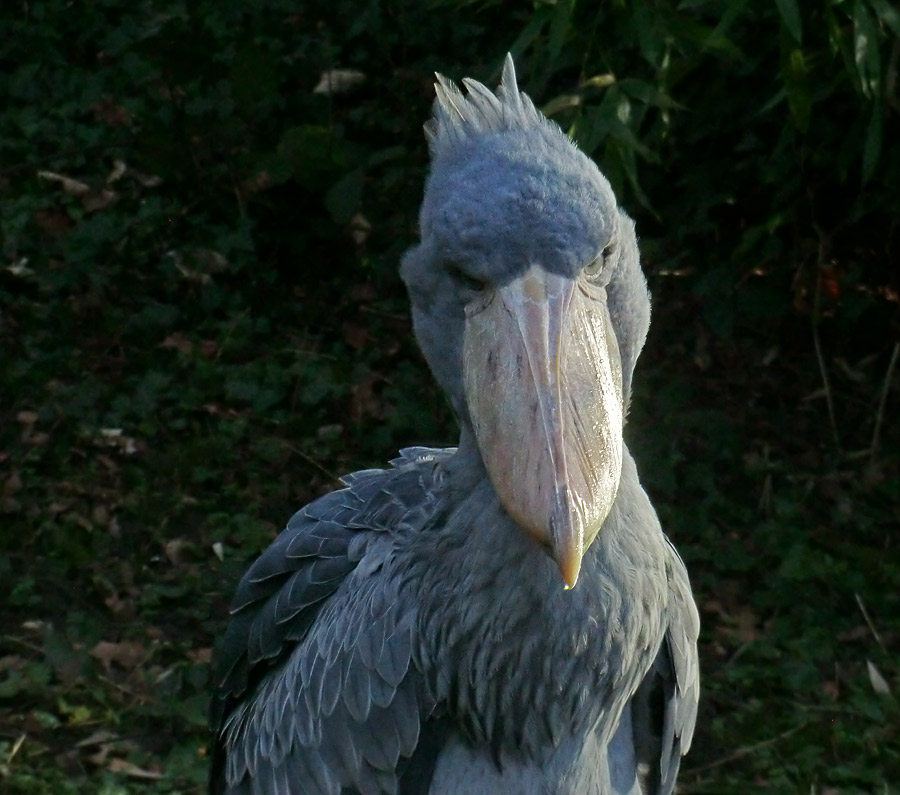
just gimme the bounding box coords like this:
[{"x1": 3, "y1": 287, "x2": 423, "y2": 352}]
[
  {"x1": 445, "y1": 425, "x2": 489, "y2": 488},
  {"x1": 416, "y1": 443, "x2": 669, "y2": 759}
]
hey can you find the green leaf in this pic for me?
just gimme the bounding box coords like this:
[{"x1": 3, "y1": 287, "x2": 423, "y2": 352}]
[
  {"x1": 324, "y1": 169, "x2": 365, "y2": 224},
  {"x1": 548, "y1": 0, "x2": 575, "y2": 62},
  {"x1": 507, "y1": 6, "x2": 552, "y2": 62},
  {"x1": 853, "y1": 0, "x2": 881, "y2": 97},
  {"x1": 632, "y1": 1, "x2": 661, "y2": 65},
  {"x1": 617, "y1": 78, "x2": 683, "y2": 110},
  {"x1": 868, "y1": 0, "x2": 900, "y2": 39},
  {"x1": 542, "y1": 93, "x2": 582, "y2": 116},
  {"x1": 230, "y1": 44, "x2": 279, "y2": 111},
  {"x1": 775, "y1": 0, "x2": 803, "y2": 43},
  {"x1": 862, "y1": 101, "x2": 883, "y2": 183},
  {"x1": 275, "y1": 125, "x2": 360, "y2": 189},
  {"x1": 784, "y1": 48, "x2": 811, "y2": 132},
  {"x1": 661, "y1": 10, "x2": 744, "y2": 58}
]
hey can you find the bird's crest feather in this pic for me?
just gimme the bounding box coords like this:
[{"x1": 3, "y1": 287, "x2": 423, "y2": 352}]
[{"x1": 426, "y1": 54, "x2": 544, "y2": 158}]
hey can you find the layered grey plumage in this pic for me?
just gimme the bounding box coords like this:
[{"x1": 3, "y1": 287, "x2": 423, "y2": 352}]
[{"x1": 210, "y1": 55, "x2": 699, "y2": 795}]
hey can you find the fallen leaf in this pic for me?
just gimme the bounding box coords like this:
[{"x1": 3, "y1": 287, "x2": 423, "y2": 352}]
[
  {"x1": 1, "y1": 496, "x2": 21, "y2": 514},
  {"x1": 76, "y1": 730, "x2": 119, "y2": 749},
  {"x1": 96, "y1": 428, "x2": 139, "y2": 455},
  {"x1": 86, "y1": 743, "x2": 112, "y2": 766},
  {"x1": 316, "y1": 424, "x2": 344, "y2": 442},
  {"x1": 837, "y1": 625, "x2": 870, "y2": 642},
  {"x1": 188, "y1": 647, "x2": 213, "y2": 665},
  {"x1": 821, "y1": 680, "x2": 840, "y2": 700},
  {"x1": 106, "y1": 757, "x2": 163, "y2": 780},
  {"x1": 164, "y1": 537, "x2": 190, "y2": 565},
  {"x1": 21, "y1": 620, "x2": 49, "y2": 633},
  {"x1": 313, "y1": 69, "x2": 366, "y2": 95},
  {"x1": 130, "y1": 169, "x2": 161, "y2": 188},
  {"x1": 107, "y1": 160, "x2": 127, "y2": 183},
  {"x1": 866, "y1": 660, "x2": 892, "y2": 696},
  {"x1": 38, "y1": 170, "x2": 90, "y2": 196},
  {"x1": 0, "y1": 655, "x2": 27, "y2": 674},
  {"x1": 89, "y1": 640, "x2": 144, "y2": 673},
  {"x1": 96, "y1": 454, "x2": 119, "y2": 472},
  {"x1": 193, "y1": 248, "x2": 229, "y2": 273},
  {"x1": 4, "y1": 471, "x2": 23, "y2": 495},
  {"x1": 93, "y1": 100, "x2": 132, "y2": 127},
  {"x1": 7, "y1": 259, "x2": 35, "y2": 277},
  {"x1": 343, "y1": 322, "x2": 370, "y2": 349},
  {"x1": 91, "y1": 505, "x2": 110, "y2": 527},
  {"x1": 7, "y1": 733, "x2": 26, "y2": 764},
  {"x1": 104, "y1": 592, "x2": 136, "y2": 619},
  {"x1": 34, "y1": 209, "x2": 73, "y2": 236},
  {"x1": 160, "y1": 332, "x2": 193, "y2": 355},
  {"x1": 81, "y1": 188, "x2": 119, "y2": 213},
  {"x1": 199, "y1": 340, "x2": 220, "y2": 358},
  {"x1": 203, "y1": 404, "x2": 242, "y2": 419},
  {"x1": 349, "y1": 283, "x2": 377, "y2": 302},
  {"x1": 350, "y1": 213, "x2": 371, "y2": 245}
]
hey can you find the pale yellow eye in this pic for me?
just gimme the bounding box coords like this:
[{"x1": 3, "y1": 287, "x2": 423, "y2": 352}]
[
  {"x1": 584, "y1": 256, "x2": 603, "y2": 277},
  {"x1": 584, "y1": 243, "x2": 613, "y2": 278}
]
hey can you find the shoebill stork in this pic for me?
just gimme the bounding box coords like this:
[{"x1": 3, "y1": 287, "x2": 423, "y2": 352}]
[{"x1": 209, "y1": 55, "x2": 699, "y2": 795}]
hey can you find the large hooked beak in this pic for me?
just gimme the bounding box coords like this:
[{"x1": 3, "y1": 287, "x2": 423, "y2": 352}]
[{"x1": 463, "y1": 266, "x2": 624, "y2": 589}]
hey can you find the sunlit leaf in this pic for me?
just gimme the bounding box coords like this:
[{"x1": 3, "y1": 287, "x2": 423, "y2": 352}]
[
  {"x1": 581, "y1": 73, "x2": 616, "y2": 90},
  {"x1": 543, "y1": 94, "x2": 582, "y2": 116}
]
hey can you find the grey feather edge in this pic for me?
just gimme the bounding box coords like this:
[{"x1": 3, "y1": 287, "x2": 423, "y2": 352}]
[{"x1": 210, "y1": 448, "x2": 452, "y2": 795}]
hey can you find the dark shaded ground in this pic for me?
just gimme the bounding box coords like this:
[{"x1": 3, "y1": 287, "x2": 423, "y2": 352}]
[{"x1": 2, "y1": 1, "x2": 899, "y2": 792}]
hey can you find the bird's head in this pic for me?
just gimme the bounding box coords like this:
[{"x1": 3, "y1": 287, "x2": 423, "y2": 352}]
[{"x1": 401, "y1": 55, "x2": 650, "y2": 589}]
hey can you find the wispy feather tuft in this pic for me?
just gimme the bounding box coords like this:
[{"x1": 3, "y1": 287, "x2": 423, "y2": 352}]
[{"x1": 425, "y1": 54, "x2": 545, "y2": 158}]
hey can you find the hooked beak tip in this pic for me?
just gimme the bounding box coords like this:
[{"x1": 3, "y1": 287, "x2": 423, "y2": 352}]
[
  {"x1": 558, "y1": 547, "x2": 583, "y2": 590},
  {"x1": 551, "y1": 488, "x2": 584, "y2": 590}
]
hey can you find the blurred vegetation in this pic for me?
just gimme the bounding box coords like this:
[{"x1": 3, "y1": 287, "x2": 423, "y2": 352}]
[{"x1": 1, "y1": 0, "x2": 898, "y2": 792}]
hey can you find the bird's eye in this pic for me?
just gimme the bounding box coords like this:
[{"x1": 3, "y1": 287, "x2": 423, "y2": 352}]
[
  {"x1": 584, "y1": 243, "x2": 614, "y2": 279},
  {"x1": 584, "y1": 257, "x2": 603, "y2": 278},
  {"x1": 447, "y1": 264, "x2": 488, "y2": 294}
]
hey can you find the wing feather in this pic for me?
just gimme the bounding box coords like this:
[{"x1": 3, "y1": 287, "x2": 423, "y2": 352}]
[
  {"x1": 210, "y1": 451, "x2": 451, "y2": 795},
  {"x1": 632, "y1": 540, "x2": 700, "y2": 795}
]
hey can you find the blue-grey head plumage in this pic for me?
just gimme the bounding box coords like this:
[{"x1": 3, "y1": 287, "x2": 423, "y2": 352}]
[{"x1": 419, "y1": 54, "x2": 620, "y2": 285}]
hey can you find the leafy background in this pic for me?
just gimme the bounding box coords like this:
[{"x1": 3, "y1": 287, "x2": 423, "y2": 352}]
[{"x1": 1, "y1": 0, "x2": 898, "y2": 792}]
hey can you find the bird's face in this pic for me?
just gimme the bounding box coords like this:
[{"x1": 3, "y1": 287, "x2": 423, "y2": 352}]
[{"x1": 402, "y1": 57, "x2": 646, "y2": 588}]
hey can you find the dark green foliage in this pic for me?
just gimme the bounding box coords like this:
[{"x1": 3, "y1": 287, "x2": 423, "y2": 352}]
[{"x1": 1, "y1": 0, "x2": 897, "y2": 792}]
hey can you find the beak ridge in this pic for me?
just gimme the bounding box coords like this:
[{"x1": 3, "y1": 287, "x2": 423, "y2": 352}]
[{"x1": 463, "y1": 265, "x2": 624, "y2": 588}]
